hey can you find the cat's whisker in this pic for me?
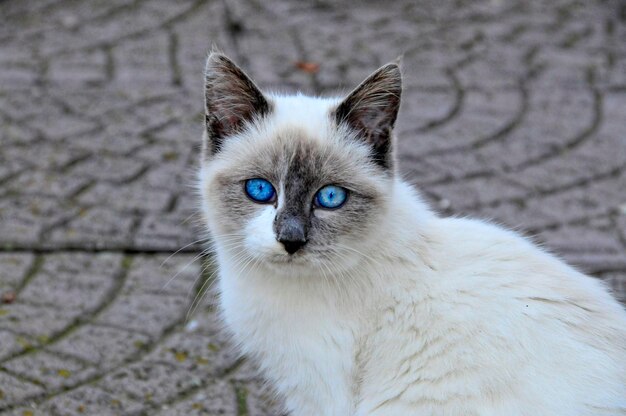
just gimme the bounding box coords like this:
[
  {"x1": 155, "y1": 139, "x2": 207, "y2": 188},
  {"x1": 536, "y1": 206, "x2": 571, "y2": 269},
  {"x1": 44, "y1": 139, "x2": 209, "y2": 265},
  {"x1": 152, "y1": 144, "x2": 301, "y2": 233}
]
[
  {"x1": 187, "y1": 256, "x2": 220, "y2": 300},
  {"x1": 159, "y1": 237, "x2": 210, "y2": 269},
  {"x1": 181, "y1": 211, "x2": 202, "y2": 225},
  {"x1": 160, "y1": 248, "x2": 212, "y2": 293},
  {"x1": 186, "y1": 265, "x2": 220, "y2": 321}
]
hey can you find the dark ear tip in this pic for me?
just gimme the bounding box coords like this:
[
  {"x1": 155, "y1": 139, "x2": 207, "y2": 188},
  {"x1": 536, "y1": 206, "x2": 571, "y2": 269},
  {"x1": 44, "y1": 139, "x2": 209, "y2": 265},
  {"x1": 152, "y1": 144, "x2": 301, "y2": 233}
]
[
  {"x1": 205, "y1": 51, "x2": 234, "y2": 72},
  {"x1": 380, "y1": 62, "x2": 402, "y2": 80}
]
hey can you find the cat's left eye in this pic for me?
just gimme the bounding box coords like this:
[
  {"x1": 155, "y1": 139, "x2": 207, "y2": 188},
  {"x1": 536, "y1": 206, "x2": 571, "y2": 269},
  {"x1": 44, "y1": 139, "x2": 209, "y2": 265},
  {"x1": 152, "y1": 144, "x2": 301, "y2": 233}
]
[
  {"x1": 245, "y1": 178, "x2": 276, "y2": 203},
  {"x1": 315, "y1": 185, "x2": 348, "y2": 209}
]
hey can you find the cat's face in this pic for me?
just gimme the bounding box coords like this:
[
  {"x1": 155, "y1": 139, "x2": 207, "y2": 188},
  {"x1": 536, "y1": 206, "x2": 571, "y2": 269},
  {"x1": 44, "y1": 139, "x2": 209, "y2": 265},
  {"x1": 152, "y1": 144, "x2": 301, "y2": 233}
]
[{"x1": 200, "y1": 54, "x2": 401, "y2": 276}]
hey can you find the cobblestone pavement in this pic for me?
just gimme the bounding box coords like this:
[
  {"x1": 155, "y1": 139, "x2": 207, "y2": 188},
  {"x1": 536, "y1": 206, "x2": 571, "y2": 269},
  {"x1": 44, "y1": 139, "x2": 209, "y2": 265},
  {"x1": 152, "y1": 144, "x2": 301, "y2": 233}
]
[{"x1": 1, "y1": 0, "x2": 626, "y2": 414}]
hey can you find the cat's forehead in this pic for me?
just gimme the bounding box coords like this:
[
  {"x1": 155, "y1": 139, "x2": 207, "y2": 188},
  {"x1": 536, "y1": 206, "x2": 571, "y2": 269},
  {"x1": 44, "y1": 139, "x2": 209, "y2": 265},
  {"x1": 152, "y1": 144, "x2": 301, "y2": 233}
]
[
  {"x1": 215, "y1": 95, "x2": 366, "y2": 167},
  {"x1": 268, "y1": 93, "x2": 341, "y2": 137},
  {"x1": 205, "y1": 93, "x2": 390, "y2": 197},
  {"x1": 234, "y1": 124, "x2": 373, "y2": 180}
]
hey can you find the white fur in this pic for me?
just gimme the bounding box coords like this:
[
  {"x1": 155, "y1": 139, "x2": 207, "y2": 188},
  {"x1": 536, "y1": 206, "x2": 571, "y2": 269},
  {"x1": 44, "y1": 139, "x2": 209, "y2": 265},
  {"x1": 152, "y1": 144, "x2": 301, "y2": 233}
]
[{"x1": 200, "y1": 95, "x2": 626, "y2": 416}]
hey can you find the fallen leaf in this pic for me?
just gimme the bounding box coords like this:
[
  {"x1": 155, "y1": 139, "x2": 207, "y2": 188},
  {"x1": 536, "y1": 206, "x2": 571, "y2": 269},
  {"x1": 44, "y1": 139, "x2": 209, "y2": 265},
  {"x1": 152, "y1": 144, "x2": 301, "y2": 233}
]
[
  {"x1": 1, "y1": 291, "x2": 16, "y2": 304},
  {"x1": 196, "y1": 357, "x2": 209, "y2": 365},
  {"x1": 294, "y1": 61, "x2": 320, "y2": 73},
  {"x1": 174, "y1": 351, "x2": 187, "y2": 362},
  {"x1": 57, "y1": 369, "x2": 71, "y2": 378}
]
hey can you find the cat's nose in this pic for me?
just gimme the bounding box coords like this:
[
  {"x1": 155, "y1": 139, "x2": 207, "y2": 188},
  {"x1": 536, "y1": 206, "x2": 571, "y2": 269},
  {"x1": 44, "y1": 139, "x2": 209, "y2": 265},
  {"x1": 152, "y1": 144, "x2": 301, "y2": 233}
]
[
  {"x1": 278, "y1": 237, "x2": 307, "y2": 254},
  {"x1": 276, "y1": 216, "x2": 308, "y2": 254}
]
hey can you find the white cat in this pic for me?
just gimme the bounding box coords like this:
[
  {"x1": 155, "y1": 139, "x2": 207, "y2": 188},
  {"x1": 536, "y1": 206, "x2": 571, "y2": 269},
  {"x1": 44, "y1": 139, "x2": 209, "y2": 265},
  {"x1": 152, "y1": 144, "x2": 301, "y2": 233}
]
[{"x1": 198, "y1": 53, "x2": 626, "y2": 415}]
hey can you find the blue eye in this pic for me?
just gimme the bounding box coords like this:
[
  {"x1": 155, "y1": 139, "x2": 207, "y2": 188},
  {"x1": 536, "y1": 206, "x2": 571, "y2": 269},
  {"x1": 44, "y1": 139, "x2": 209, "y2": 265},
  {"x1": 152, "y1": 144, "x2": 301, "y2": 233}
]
[
  {"x1": 315, "y1": 185, "x2": 347, "y2": 209},
  {"x1": 245, "y1": 178, "x2": 276, "y2": 203}
]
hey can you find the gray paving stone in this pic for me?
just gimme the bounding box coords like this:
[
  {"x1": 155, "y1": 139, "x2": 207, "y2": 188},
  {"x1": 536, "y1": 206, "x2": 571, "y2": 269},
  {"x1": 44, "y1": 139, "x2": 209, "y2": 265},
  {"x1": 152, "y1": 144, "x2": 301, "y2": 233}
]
[
  {"x1": 397, "y1": 88, "x2": 458, "y2": 132},
  {"x1": 134, "y1": 213, "x2": 199, "y2": 251},
  {"x1": 0, "y1": 405, "x2": 43, "y2": 416},
  {"x1": 0, "y1": 303, "x2": 82, "y2": 341},
  {"x1": 537, "y1": 226, "x2": 626, "y2": 274},
  {"x1": 48, "y1": 50, "x2": 108, "y2": 86},
  {"x1": 154, "y1": 381, "x2": 238, "y2": 416},
  {"x1": 30, "y1": 114, "x2": 97, "y2": 143},
  {"x1": 0, "y1": 371, "x2": 45, "y2": 410},
  {"x1": 47, "y1": 207, "x2": 137, "y2": 249},
  {"x1": 18, "y1": 268, "x2": 115, "y2": 311},
  {"x1": 0, "y1": 253, "x2": 34, "y2": 290},
  {"x1": 0, "y1": 196, "x2": 79, "y2": 245},
  {"x1": 472, "y1": 200, "x2": 560, "y2": 232},
  {"x1": 68, "y1": 155, "x2": 145, "y2": 184},
  {"x1": 4, "y1": 171, "x2": 90, "y2": 199},
  {"x1": 48, "y1": 325, "x2": 150, "y2": 370},
  {"x1": 77, "y1": 182, "x2": 173, "y2": 213},
  {"x1": 3, "y1": 351, "x2": 97, "y2": 391},
  {"x1": 66, "y1": 129, "x2": 147, "y2": 156},
  {"x1": 40, "y1": 386, "x2": 143, "y2": 416},
  {"x1": 133, "y1": 143, "x2": 191, "y2": 167},
  {"x1": 142, "y1": 162, "x2": 196, "y2": 192},
  {"x1": 114, "y1": 34, "x2": 171, "y2": 86},
  {"x1": 0, "y1": 121, "x2": 38, "y2": 147},
  {"x1": 38, "y1": 253, "x2": 123, "y2": 281},
  {"x1": 96, "y1": 293, "x2": 188, "y2": 338},
  {"x1": 427, "y1": 175, "x2": 529, "y2": 210},
  {"x1": 0, "y1": 331, "x2": 28, "y2": 361},
  {"x1": 98, "y1": 360, "x2": 202, "y2": 407},
  {"x1": 123, "y1": 255, "x2": 201, "y2": 297},
  {"x1": 145, "y1": 329, "x2": 238, "y2": 380},
  {"x1": 0, "y1": 218, "x2": 43, "y2": 248},
  {"x1": 522, "y1": 175, "x2": 626, "y2": 228}
]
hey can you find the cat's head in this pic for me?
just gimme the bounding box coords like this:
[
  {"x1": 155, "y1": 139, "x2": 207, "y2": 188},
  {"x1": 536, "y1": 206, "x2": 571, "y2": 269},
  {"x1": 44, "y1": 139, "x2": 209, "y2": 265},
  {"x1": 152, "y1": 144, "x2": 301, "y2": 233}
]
[{"x1": 199, "y1": 53, "x2": 402, "y2": 276}]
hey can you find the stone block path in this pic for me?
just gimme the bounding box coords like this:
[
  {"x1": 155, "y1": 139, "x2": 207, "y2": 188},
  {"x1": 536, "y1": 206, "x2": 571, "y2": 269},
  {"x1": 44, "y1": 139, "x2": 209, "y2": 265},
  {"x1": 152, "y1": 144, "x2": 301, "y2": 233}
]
[{"x1": 1, "y1": 0, "x2": 625, "y2": 414}]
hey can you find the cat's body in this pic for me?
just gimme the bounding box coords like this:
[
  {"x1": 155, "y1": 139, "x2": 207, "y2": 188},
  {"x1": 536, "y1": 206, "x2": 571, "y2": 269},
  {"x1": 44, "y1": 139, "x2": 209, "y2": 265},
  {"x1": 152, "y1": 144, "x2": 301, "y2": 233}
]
[{"x1": 199, "y1": 53, "x2": 626, "y2": 415}]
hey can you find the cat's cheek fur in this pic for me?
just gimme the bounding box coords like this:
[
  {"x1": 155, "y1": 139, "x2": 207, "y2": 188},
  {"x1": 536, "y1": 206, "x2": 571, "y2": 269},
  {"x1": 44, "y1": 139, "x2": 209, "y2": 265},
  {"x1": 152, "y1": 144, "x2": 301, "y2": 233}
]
[{"x1": 244, "y1": 205, "x2": 282, "y2": 256}]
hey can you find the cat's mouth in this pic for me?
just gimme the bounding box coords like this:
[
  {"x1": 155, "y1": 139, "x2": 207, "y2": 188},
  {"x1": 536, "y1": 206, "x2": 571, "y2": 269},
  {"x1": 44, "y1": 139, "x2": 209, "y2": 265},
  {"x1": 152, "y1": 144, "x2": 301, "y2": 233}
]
[
  {"x1": 266, "y1": 252, "x2": 307, "y2": 264},
  {"x1": 264, "y1": 248, "x2": 339, "y2": 268}
]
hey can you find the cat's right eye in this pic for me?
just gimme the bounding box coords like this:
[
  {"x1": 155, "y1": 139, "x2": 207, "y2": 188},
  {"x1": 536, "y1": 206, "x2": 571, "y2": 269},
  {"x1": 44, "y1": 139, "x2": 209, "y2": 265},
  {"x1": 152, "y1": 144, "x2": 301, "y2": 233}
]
[{"x1": 244, "y1": 178, "x2": 276, "y2": 203}]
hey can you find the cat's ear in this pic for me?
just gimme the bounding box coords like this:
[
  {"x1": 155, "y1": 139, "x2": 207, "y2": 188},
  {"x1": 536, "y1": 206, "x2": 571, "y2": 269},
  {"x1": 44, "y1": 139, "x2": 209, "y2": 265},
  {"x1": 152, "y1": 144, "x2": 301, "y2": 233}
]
[
  {"x1": 203, "y1": 53, "x2": 270, "y2": 157},
  {"x1": 335, "y1": 62, "x2": 402, "y2": 169}
]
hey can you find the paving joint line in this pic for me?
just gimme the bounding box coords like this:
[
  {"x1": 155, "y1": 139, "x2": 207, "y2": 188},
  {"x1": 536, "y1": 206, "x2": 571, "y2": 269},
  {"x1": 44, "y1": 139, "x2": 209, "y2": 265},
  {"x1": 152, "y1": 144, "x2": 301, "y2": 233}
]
[{"x1": 0, "y1": 255, "x2": 132, "y2": 366}]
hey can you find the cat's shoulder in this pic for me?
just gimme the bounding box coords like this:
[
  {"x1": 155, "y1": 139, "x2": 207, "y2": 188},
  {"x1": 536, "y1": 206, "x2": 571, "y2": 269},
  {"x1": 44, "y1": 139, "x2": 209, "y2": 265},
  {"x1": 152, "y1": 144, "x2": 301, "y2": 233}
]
[
  {"x1": 430, "y1": 214, "x2": 548, "y2": 261},
  {"x1": 425, "y1": 215, "x2": 625, "y2": 317},
  {"x1": 425, "y1": 215, "x2": 587, "y2": 292}
]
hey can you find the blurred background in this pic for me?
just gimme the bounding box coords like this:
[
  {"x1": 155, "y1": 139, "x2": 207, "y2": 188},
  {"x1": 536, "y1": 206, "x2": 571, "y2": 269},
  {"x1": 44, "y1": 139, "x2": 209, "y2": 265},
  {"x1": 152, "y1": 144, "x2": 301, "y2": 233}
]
[{"x1": 0, "y1": 0, "x2": 625, "y2": 414}]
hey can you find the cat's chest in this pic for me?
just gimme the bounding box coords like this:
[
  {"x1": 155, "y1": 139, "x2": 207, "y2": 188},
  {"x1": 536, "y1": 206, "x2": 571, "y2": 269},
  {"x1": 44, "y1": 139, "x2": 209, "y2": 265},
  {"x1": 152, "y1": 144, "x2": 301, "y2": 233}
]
[
  {"x1": 218, "y1": 266, "x2": 362, "y2": 413},
  {"x1": 217, "y1": 265, "x2": 360, "y2": 353}
]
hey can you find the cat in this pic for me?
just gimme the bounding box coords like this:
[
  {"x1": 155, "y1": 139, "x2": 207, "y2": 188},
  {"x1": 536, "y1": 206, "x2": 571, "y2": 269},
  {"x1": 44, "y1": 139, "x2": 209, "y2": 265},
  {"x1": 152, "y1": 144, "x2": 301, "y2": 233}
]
[{"x1": 198, "y1": 52, "x2": 626, "y2": 415}]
